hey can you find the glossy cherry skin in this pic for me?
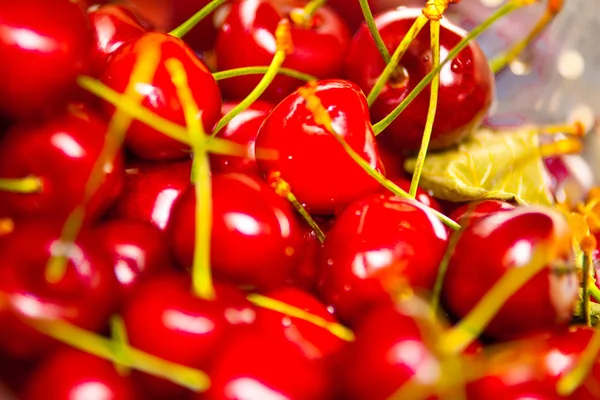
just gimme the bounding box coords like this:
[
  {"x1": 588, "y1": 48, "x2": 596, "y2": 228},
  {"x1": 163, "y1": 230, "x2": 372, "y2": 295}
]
[
  {"x1": 0, "y1": 0, "x2": 93, "y2": 119},
  {"x1": 92, "y1": 220, "x2": 173, "y2": 299},
  {"x1": 377, "y1": 141, "x2": 406, "y2": 179},
  {"x1": 385, "y1": 176, "x2": 442, "y2": 212},
  {"x1": 202, "y1": 330, "x2": 332, "y2": 400},
  {"x1": 88, "y1": 3, "x2": 149, "y2": 76},
  {"x1": 110, "y1": 159, "x2": 192, "y2": 231},
  {"x1": 442, "y1": 207, "x2": 578, "y2": 341},
  {"x1": 122, "y1": 273, "x2": 257, "y2": 398},
  {"x1": 255, "y1": 287, "x2": 347, "y2": 360},
  {"x1": 256, "y1": 79, "x2": 385, "y2": 215},
  {"x1": 216, "y1": 0, "x2": 351, "y2": 103},
  {"x1": 345, "y1": 7, "x2": 494, "y2": 151},
  {"x1": 169, "y1": 173, "x2": 304, "y2": 290},
  {"x1": 23, "y1": 349, "x2": 140, "y2": 400},
  {"x1": 0, "y1": 104, "x2": 124, "y2": 223},
  {"x1": 0, "y1": 222, "x2": 119, "y2": 359},
  {"x1": 449, "y1": 199, "x2": 516, "y2": 226},
  {"x1": 319, "y1": 194, "x2": 449, "y2": 325},
  {"x1": 210, "y1": 100, "x2": 274, "y2": 176},
  {"x1": 101, "y1": 32, "x2": 221, "y2": 160}
]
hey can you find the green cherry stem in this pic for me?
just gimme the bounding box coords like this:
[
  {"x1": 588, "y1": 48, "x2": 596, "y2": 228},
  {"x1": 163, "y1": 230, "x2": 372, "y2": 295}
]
[
  {"x1": 290, "y1": 0, "x2": 327, "y2": 27},
  {"x1": 169, "y1": 0, "x2": 229, "y2": 38},
  {"x1": 166, "y1": 57, "x2": 216, "y2": 301},
  {"x1": 358, "y1": 0, "x2": 391, "y2": 64},
  {"x1": 409, "y1": 17, "x2": 440, "y2": 199},
  {"x1": 373, "y1": 0, "x2": 523, "y2": 135},
  {"x1": 0, "y1": 175, "x2": 43, "y2": 193},
  {"x1": 589, "y1": 282, "x2": 600, "y2": 303},
  {"x1": 556, "y1": 328, "x2": 600, "y2": 396},
  {"x1": 210, "y1": 19, "x2": 293, "y2": 139},
  {"x1": 213, "y1": 66, "x2": 316, "y2": 82},
  {"x1": 110, "y1": 315, "x2": 132, "y2": 376}
]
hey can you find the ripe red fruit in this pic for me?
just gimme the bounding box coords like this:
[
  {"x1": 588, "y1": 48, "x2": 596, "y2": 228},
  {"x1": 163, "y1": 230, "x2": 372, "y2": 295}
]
[
  {"x1": 0, "y1": 0, "x2": 93, "y2": 119},
  {"x1": 100, "y1": 32, "x2": 221, "y2": 160},
  {"x1": 0, "y1": 104, "x2": 124, "y2": 223},
  {"x1": 442, "y1": 207, "x2": 578, "y2": 341},
  {"x1": 169, "y1": 173, "x2": 304, "y2": 290},
  {"x1": 345, "y1": 7, "x2": 494, "y2": 151},
  {"x1": 319, "y1": 194, "x2": 449, "y2": 325},
  {"x1": 216, "y1": 0, "x2": 351, "y2": 103},
  {"x1": 256, "y1": 79, "x2": 385, "y2": 215},
  {"x1": 386, "y1": 176, "x2": 442, "y2": 212},
  {"x1": 449, "y1": 199, "x2": 516, "y2": 226}
]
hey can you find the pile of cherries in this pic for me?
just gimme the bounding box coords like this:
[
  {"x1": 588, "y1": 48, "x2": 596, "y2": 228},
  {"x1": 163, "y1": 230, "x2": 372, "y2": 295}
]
[{"x1": 0, "y1": 0, "x2": 598, "y2": 399}]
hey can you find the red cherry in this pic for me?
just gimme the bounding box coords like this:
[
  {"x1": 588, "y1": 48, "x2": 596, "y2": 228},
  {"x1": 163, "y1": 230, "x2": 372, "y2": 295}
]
[
  {"x1": 100, "y1": 32, "x2": 221, "y2": 160},
  {"x1": 215, "y1": 0, "x2": 351, "y2": 103},
  {"x1": 345, "y1": 7, "x2": 494, "y2": 151},
  {"x1": 442, "y1": 207, "x2": 578, "y2": 341},
  {"x1": 110, "y1": 159, "x2": 192, "y2": 231},
  {"x1": 386, "y1": 176, "x2": 442, "y2": 212},
  {"x1": 255, "y1": 287, "x2": 347, "y2": 360},
  {"x1": 169, "y1": 173, "x2": 304, "y2": 290},
  {"x1": 0, "y1": 222, "x2": 119, "y2": 359},
  {"x1": 376, "y1": 141, "x2": 406, "y2": 178},
  {"x1": 210, "y1": 100, "x2": 274, "y2": 176},
  {"x1": 319, "y1": 193, "x2": 449, "y2": 325},
  {"x1": 23, "y1": 349, "x2": 140, "y2": 400},
  {"x1": 449, "y1": 199, "x2": 516, "y2": 226},
  {"x1": 202, "y1": 330, "x2": 332, "y2": 400},
  {"x1": 92, "y1": 219, "x2": 173, "y2": 299},
  {"x1": 0, "y1": 0, "x2": 93, "y2": 119},
  {"x1": 88, "y1": 3, "x2": 149, "y2": 76},
  {"x1": 256, "y1": 79, "x2": 385, "y2": 215},
  {"x1": 0, "y1": 104, "x2": 124, "y2": 223},
  {"x1": 122, "y1": 273, "x2": 257, "y2": 398}
]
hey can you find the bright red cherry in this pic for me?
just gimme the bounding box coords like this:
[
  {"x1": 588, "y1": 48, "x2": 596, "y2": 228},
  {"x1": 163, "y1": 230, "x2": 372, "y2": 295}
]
[
  {"x1": 92, "y1": 220, "x2": 173, "y2": 299},
  {"x1": 100, "y1": 32, "x2": 221, "y2": 160},
  {"x1": 0, "y1": 0, "x2": 93, "y2": 119},
  {"x1": 386, "y1": 176, "x2": 442, "y2": 212},
  {"x1": 0, "y1": 222, "x2": 119, "y2": 359},
  {"x1": 256, "y1": 79, "x2": 385, "y2": 215},
  {"x1": 110, "y1": 159, "x2": 192, "y2": 231},
  {"x1": 169, "y1": 173, "x2": 304, "y2": 290},
  {"x1": 442, "y1": 207, "x2": 578, "y2": 341},
  {"x1": 345, "y1": 7, "x2": 494, "y2": 151},
  {"x1": 319, "y1": 193, "x2": 449, "y2": 325},
  {"x1": 88, "y1": 3, "x2": 149, "y2": 76},
  {"x1": 210, "y1": 100, "x2": 274, "y2": 176},
  {"x1": 449, "y1": 199, "x2": 516, "y2": 226},
  {"x1": 0, "y1": 104, "x2": 124, "y2": 223},
  {"x1": 216, "y1": 0, "x2": 351, "y2": 103},
  {"x1": 23, "y1": 349, "x2": 140, "y2": 400}
]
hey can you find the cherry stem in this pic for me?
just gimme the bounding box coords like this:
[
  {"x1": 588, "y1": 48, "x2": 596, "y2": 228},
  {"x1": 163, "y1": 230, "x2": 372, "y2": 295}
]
[
  {"x1": 246, "y1": 293, "x2": 355, "y2": 341},
  {"x1": 409, "y1": 18, "x2": 440, "y2": 199},
  {"x1": 489, "y1": 0, "x2": 563, "y2": 74},
  {"x1": 358, "y1": 0, "x2": 391, "y2": 64},
  {"x1": 269, "y1": 172, "x2": 326, "y2": 244},
  {"x1": 590, "y1": 282, "x2": 600, "y2": 303},
  {"x1": 110, "y1": 315, "x2": 132, "y2": 376},
  {"x1": 213, "y1": 66, "x2": 316, "y2": 82},
  {"x1": 582, "y1": 251, "x2": 592, "y2": 326},
  {"x1": 166, "y1": 57, "x2": 216, "y2": 301},
  {"x1": 169, "y1": 0, "x2": 229, "y2": 38},
  {"x1": 556, "y1": 328, "x2": 600, "y2": 396},
  {"x1": 46, "y1": 46, "x2": 163, "y2": 284},
  {"x1": 290, "y1": 0, "x2": 327, "y2": 26},
  {"x1": 373, "y1": 0, "x2": 523, "y2": 135},
  {"x1": 0, "y1": 175, "x2": 42, "y2": 193},
  {"x1": 296, "y1": 83, "x2": 460, "y2": 231},
  {"x1": 210, "y1": 19, "x2": 293, "y2": 139}
]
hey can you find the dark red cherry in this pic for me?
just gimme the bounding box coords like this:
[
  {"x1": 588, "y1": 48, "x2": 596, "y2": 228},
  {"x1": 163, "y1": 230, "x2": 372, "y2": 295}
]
[
  {"x1": 203, "y1": 330, "x2": 332, "y2": 400},
  {"x1": 0, "y1": 222, "x2": 119, "y2": 359},
  {"x1": 345, "y1": 7, "x2": 494, "y2": 151},
  {"x1": 442, "y1": 207, "x2": 577, "y2": 341},
  {"x1": 216, "y1": 0, "x2": 351, "y2": 103},
  {"x1": 122, "y1": 273, "x2": 257, "y2": 398},
  {"x1": 256, "y1": 287, "x2": 347, "y2": 360},
  {"x1": 377, "y1": 141, "x2": 406, "y2": 179},
  {"x1": 209, "y1": 100, "x2": 274, "y2": 176},
  {"x1": 449, "y1": 199, "x2": 516, "y2": 226},
  {"x1": 24, "y1": 349, "x2": 140, "y2": 400},
  {"x1": 319, "y1": 194, "x2": 449, "y2": 325},
  {"x1": 0, "y1": 104, "x2": 124, "y2": 223},
  {"x1": 92, "y1": 220, "x2": 173, "y2": 299},
  {"x1": 169, "y1": 173, "x2": 304, "y2": 290},
  {"x1": 386, "y1": 176, "x2": 442, "y2": 212},
  {"x1": 0, "y1": 0, "x2": 93, "y2": 119},
  {"x1": 100, "y1": 32, "x2": 221, "y2": 160},
  {"x1": 88, "y1": 3, "x2": 149, "y2": 76},
  {"x1": 110, "y1": 159, "x2": 192, "y2": 231},
  {"x1": 256, "y1": 79, "x2": 385, "y2": 215}
]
